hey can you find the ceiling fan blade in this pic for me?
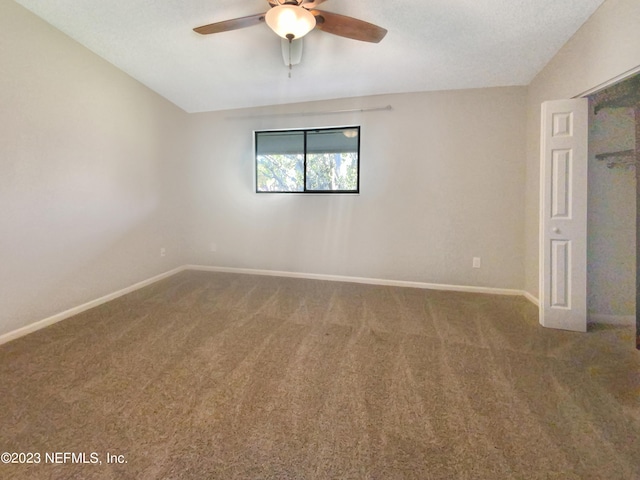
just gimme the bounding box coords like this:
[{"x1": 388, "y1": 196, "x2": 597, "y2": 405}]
[
  {"x1": 193, "y1": 13, "x2": 265, "y2": 35},
  {"x1": 311, "y1": 10, "x2": 387, "y2": 43}
]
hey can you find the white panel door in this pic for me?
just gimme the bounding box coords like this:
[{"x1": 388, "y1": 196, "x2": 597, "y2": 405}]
[{"x1": 540, "y1": 99, "x2": 589, "y2": 332}]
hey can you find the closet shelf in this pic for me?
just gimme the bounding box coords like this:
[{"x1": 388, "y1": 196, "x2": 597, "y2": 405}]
[
  {"x1": 595, "y1": 149, "x2": 635, "y2": 160},
  {"x1": 595, "y1": 149, "x2": 638, "y2": 169}
]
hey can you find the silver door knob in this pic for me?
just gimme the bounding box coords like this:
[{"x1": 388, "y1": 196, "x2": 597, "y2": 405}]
[{"x1": 552, "y1": 227, "x2": 560, "y2": 233}]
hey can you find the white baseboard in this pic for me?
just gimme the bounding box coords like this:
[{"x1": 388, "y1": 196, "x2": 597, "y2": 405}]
[
  {"x1": 186, "y1": 264, "x2": 526, "y2": 297},
  {"x1": 1, "y1": 264, "x2": 534, "y2": 347},
  {"x1": 0, "y1": 266, "x2": 186, "y2": 346},
  {"x1": 522, "y1": 291, "x2": 540, "y2": 307},
  {"x1": 588, "y1": 314, "x2": 635, "y2": 326}
]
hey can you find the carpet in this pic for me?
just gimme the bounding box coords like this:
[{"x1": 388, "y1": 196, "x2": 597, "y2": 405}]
[{"x1": 1, "y1": 270, "x2": 638, "y2": 479}]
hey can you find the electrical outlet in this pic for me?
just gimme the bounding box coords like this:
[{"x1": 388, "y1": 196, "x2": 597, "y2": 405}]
[
  {"x1": 160, "y1": 247, "x2": 166, "y2": 257},
  {"x1": 472, "y1": 257, "x2": 481, "y2": 268}
]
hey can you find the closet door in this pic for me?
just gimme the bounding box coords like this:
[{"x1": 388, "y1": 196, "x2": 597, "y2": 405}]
[{"x1": 539, "y1": 99, "x2": 589, "y2": 332}]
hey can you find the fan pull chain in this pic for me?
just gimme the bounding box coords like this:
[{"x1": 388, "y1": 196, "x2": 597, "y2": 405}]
[{"x1": 287, "y1": 35, "x2": 293, "y2": 78}]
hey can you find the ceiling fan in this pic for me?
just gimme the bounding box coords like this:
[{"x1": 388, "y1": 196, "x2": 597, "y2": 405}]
[{"x1": 193, "y1": 0, "x2": 388, "y2": 44}]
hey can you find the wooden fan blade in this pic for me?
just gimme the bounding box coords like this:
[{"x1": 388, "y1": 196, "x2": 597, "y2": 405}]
[
  {"x1": 193, "y1": 13, "x2": 265, "y2": 35},
  {"x1": 311, "y1": 10, "x2": 387, "y2": 43}
]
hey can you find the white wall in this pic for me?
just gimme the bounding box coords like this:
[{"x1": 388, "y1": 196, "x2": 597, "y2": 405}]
[
  {"x1": 525, "y1": 0, "x2": 640, "y2": 298},
  {"x1": 0, "y1": 1, "x2": 188, "y2": 336},
  {"x1": 185, "y1": 87, "x2": 527, "y2": 290},
  {"x1": 588, "y1": 107, "x2": 636, "y2": 318}
]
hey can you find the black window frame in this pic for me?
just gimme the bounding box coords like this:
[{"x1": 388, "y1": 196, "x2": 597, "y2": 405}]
[{"x1": 255, "y1": 126, "x2": 360, "y2": 194}]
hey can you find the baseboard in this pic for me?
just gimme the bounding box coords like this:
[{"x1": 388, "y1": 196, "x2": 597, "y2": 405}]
[
  {"x1": 588, "y1": 314, "x2": 635, "y2": 326},
  {"x1": 186, "y1": 264, "x2": 526, "y2": 297},
  {"x1": 1, "y1": 264, "x2": 533, "y2": 347},
  {"x1": 0, "y1": 266, "x2": 186, "y2": 346},
  {"x1": 522, "y1": 291, "x2": 540, "y2": 307}
]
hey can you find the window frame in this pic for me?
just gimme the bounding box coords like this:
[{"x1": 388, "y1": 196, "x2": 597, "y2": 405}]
[{"x1": 254, "y1": 125, "x2": 361, "y2": 194}]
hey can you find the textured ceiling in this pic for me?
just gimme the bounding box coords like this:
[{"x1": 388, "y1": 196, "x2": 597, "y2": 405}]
[{"x1": 14, "y1": 0, "x2": 605, "y2": 113}]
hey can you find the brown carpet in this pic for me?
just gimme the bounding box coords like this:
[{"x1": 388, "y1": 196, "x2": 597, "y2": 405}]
[{"x1": 0, "y1": 270, "x2": 638, "y2": 479}]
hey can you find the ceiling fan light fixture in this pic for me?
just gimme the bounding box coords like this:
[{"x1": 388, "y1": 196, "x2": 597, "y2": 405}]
[{"x1": 265, "y1": 5, "x2": 316, "y2": 40}]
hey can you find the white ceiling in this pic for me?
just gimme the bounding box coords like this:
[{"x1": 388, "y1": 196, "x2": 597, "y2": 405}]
[{"x1": 14, "y1": 0, "x2": 605, "y2": 113}]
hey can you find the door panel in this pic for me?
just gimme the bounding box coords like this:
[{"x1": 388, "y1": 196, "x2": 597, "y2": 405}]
[
  {"x1": 550, "y1": 240, "x2": 569, "y2": 308},
  {"x1": 551, "y1": 149, "x2": 572, "y2": 218}
]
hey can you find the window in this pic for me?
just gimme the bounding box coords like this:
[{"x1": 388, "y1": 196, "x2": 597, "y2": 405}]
[{"x1": 255, "y1": 126, "x2": 360, "y2": 193}]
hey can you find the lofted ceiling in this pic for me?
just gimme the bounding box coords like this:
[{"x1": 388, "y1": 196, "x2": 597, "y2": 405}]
[{"x1": 14, "y1": 0, "x2": 605, "y2": 113}]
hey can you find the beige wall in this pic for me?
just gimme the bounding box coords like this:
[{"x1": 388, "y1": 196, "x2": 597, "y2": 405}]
[
  {"x1": 185, "y1": 87, "x2": 527, "y2": 290},
  {"x1": 0, "y1": 1, "x2": 188, "y2": 336},
  {"x1": 525, "y1": 0, "x2": 640, "y2": 298}
]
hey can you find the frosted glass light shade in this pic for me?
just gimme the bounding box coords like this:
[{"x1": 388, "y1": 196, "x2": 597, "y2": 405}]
[{"x1": 265, "y1": 5, "x2": 316, "y2": 40}]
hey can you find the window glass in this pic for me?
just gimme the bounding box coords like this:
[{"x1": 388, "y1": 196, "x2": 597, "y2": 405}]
[
  {"x1": 255, "y1": 127, "x2": 359, "y2": 193},
  {"x1": 255, "y1": 131, "x2": 304, "y2": 192}
]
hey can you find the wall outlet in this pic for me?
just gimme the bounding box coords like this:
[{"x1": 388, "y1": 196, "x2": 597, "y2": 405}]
[
  {"x1": 472, "y1": 257, "x2": 481, "y2": 268},
  {"x1": 160, "y1": 247, "x2": 166, "y2": 257},
  {"x1": 209, "y1": 243, "x2": 217, "y2": 252}
]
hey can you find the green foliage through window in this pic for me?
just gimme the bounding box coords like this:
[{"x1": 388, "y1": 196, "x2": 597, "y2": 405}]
[{"x1": 255, "y1": 127, "x2": 360, "y2": 193}]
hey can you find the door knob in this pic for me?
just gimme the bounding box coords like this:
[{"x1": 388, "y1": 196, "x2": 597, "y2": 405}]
[{"x1": 552, "y1": 227, "x2": 560, "y2": 233}]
